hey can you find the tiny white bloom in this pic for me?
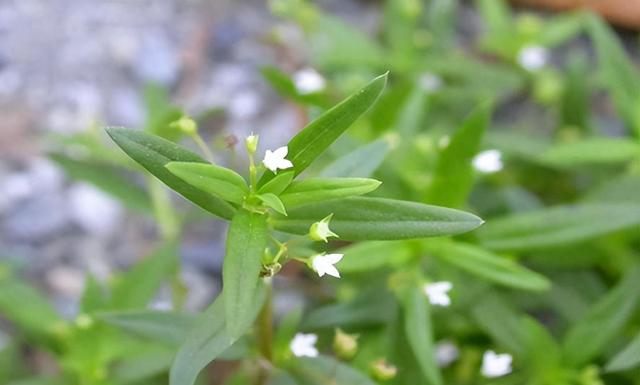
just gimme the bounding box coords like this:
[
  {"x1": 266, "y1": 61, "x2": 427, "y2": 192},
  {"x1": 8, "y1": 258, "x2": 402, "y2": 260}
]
[
  {"x1": 263, "y1": 146, "x2": 293, "y2": 173},
  {"x1": 423, "y1": 281, "x2": 453, "y2": 306},
  {"x1": 517, "y1": 45, "x2": 548, "y2": 72},
  {"x1": 473, "y1": 149, "x2": 503, "y2": 173},
  {"x1": 293, "y1": 68, "x2": 326, "y2": 94},
  {"x1": 290, "y1": 332, "x2": 319, "y2": 357},
  {"x1": 481, "y1": 350, "x2": 513, "y2": 378},
  {"x1": 309, "y1": 214, "x2": 339, "y2": 242},
  {"x1": 436, "y1": 340, "x2": 459, "y2": 367},
  {"x1": 419, "y1": 72, "x2": 443, "y2": 93},
  {"x1": 311, "y1": 253, "x2": 344, "y2": 278}
]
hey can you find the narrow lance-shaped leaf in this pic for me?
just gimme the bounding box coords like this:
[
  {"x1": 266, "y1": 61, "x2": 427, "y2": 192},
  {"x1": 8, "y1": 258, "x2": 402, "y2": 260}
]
[
  {"x1": 273, "y1": 197, "x2": 483, "y2": 241},
  {"x1": 288, "y1": 356, "x2": 377, "y2": 385},
  {"x1": 538, "y1": 137, "x2": 640, "y2": 168},
  {"x1": 426, "y1": 103, "x2": 492, "y2": 207},
  {"x1": 258, "y1": 73, "x2": 388, "y2": 186},
  {"x1": 257, "y1": 193, "x2": 287, "y2": 216},
  {"x1": 97, "y1": 310, "x2": 195, "y2": 346},
  {"x1": 106, "y1": 127, "x2": 236, "y2": 220},
  {"x1": 478, "y1": 204, "x2": 640, "y2": 251},
  {"x1": 337, "y1": 241, "x2": 413, "y2": 273},
  {"x1": 170, "y1": 288, "x2": 266, "y2": 385},
  {"x1": 427, "y1": 241, "x2": 550, "y2": 291},
  {"x1": 401, "y1": 284, "x2": 443, "y2": 385},
  {"x1": 606, "y1": 332, "x2": 640, "y2": 372},
  {"x1": 319, "y1": 138, "x2": 391, "y2": 178},
  {"x1": 166, "y1": 161, "x2": 249, "y2": 205},
  {"x1": 258, "y1": 171, "x2": 294, "y2": 195},
  {"x1": 562, "y1": 266, "x2": 640, "y2": 366},
  {"x1": 279, "y1": 178, "x2": 381, "y2": 207},
  {"x1": 110, "y1": 240, "x2": 178, "y2": 310},
  {"x1": 223, "y1": 209, "x2": 269, "y2": 338}
]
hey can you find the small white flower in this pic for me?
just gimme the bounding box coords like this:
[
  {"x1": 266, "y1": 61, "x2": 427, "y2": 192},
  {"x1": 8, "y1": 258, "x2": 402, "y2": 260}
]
[
  {"x1": 311, "y1": 253, "x2": 344, "y2": 278},
  {"x1": 423, "y1": 281, "x2": 453, "y2": 306},
  {"x1": 293, "y1": 68, "x2": 326, "y2": 94},
  {"x1": 290, "y1": 333, "x2": 319, "y2": 357},
  {"x1": 419, "y1": 72, "x2": 443, "y2": 93},
  {"x1": 473, "y1": 149, "x2": 503, "y2": 173},
  {"x1": 436, "y1": 340, "x2": 459, "y2": 367},
  {"x1": 481, "y1": 350, "x2": 513, "y2": 378},
  {"x1": 263, "y1": 146, "x2": 293, "y2": 173},
  {"x1": 517, "y1": 45, "x2": 548, "y2": 72}
]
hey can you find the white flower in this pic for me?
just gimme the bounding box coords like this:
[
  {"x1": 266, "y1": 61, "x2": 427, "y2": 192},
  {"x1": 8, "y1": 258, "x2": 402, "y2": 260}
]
[
  {"x1": 436, "y1": 340, "x2": 459, "y2": 367},
  {"x1": 517, "y1": 45, "x2": 548, "y2": 72},
  {"x1": 481, "y1": 350, "x2": 513, "y2": 378},
  {"x1": 293, "y1": 68, "x2": 326, "y2": 94},
  {"x1": 290, "y1": 333, "x2": 319, "y2": 357},
  {"x1": 263, "y1": 146, "x2": 293, "y2": 173},
  {"x1": 423, "y1": 281, "x2": 453, "y2": 306},
  {"x1": 311, "y1": 253, "x2": 344, "y2": 278},
  {"x1": 419, "y1": 72, "x2": 443, "y2": 93},
  {"x1": 473, "y1": 149, "x2": 503, "y2": 173}
]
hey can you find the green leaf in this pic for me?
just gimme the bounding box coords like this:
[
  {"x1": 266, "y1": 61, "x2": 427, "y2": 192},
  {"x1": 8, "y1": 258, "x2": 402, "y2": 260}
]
[
  {"x1": 112, "y1": 348, "x2": 174, "y2": 384},
  {"x1": 80, "y1": 275, "x2": 107, "y2": 313},
  {"x1": 258, "y1": 171, "x2": 294, "y2": 195},
  {"x1": 166, "y1": 161, "x2": 249, "y2": 204},
  {"x1": 170, "y1": 290, "x2": 265, "y2": 385},
  {"x1": 478, "y1": 204, "x2": 640, "y2": 250},
  {"x1": 587, "y1": 15, "x2": 640, "y2": 135},
  {"x1": 472, "y1": 295, "x2": 529, "y2": 356},
  {"x1": 0, "y1": 269, "x2": 64, "y2": 339},
  {"x1": 562, "y1": 267, "x2": 640, "y2": 366},
  {"x1": 106, "y1": 127, "x2": 236, "y2": 220},
  {"x1": 319, "y1": 138, "x2": 390, "y2": 178},
  {"x1": 539, "y1": 138, "x2": 640, "y2": 167},
  {"x1": 223, "y1": 209, "x2": 269, "y2": 338},
  {"x1": 49, "y1": 153, "x2": 152, "y2": 214},
  {"x1": 97, "y1": 310, "x2": 194, "y2": 346},
  {"x1": 584, "y1": 174, "x2": 640, "y2": 204},
  {"x1": 338, "y1": 241, "x2": 413, "y2": 273},
  {"x1": 257, "y1": 193, "x2": 287, "y2": 216},
  {"x1": 143, "y1": 84, "x2": 184, "y2": 141},
  {"x1": 401, "y1": 284, "x2": 443, "y2": 385},
  {"x1": 259, "y1": 73, "x2": 388, "y2": 186},
  {"x1": 429, "y1": 241, "x2": 550, "y2": 291},
  {"x1": 110, "y1": 241, "x2": 178, "y2": 310},
  {"x1": 280, "y1": 178, "x2": 381, "y2": 207},
  {"x1": 303, "y1": 288, "x2": 395, "y2": 329},
  {"x1": 273, "y1": 197, "x2": 483, "y2": 241},
  {"x1": 425, "y1": 103, "x2": 492, "y2": 207},
  {"x1": 288, "y1": 356, "x2": 376, "y2": 385},
  {"x1": 606, "y1": 332, "x2": 640, "y2": 372},
  {"x1": 274, "y1": 308, "x2": 303, "y2": 364}
]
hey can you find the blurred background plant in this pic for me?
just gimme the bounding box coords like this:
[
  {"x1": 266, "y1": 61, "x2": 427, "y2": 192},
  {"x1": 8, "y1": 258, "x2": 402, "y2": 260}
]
[{"x1": 1, "y1": 0, "x2": 639, "y2": 384}]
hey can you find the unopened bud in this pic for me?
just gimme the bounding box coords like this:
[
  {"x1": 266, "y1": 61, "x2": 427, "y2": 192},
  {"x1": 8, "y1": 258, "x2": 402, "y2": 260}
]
[
  {"x1": 333, "y1": 328, "x2": 358, "y2": 360},
  {"x1": 246, "y1": 134, "x2": 259, "y2": 155},
  {"x1": 171, "y1": 115, "x2": 198, "y2": 136},
  {"x1": 309, "y1": 214, "x2": 338, "y2": 242},
  {"x1": 370, "y1": 358, "x2": 397, "y2": 381}
]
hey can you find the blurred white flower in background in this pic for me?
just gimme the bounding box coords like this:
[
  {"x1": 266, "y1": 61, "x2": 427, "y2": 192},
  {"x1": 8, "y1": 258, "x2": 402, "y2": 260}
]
[
  {"x1": 481, "y1": 350, "x2": 513, "y2": 378},
  {"x1": 311, "y1": 253, "x2": 344, "y2": 278},
  {"x1": 293, "y1": 68, "x2": 325, "y2": 94},
  {"x1": 436, "y1": 340, "x2": 460, "y2": 367},
  {"x1": 473, "y1": 149, "x2": 503, "y2": 173},
  {"x1": 290, "y1": 333, "x2": 319, "y2": 357},
  {"x1": 423, "y1": 281, "x2": 453, "y2": 306},
  {"x1": 517, "y1": 45, "x2": 548, "y2": 72},
  {"x1": 419, "y1": 72, "x2": 443, "y2": 93},
  {"x1": 263, "y1": 146, "x2": 293, "y2": 173}
]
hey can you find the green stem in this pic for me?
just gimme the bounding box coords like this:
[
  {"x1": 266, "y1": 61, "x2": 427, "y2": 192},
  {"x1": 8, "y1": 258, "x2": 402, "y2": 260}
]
[
  {"x1": 249, "y1": 153, "x2": 258, "y2": 192},
  {"x1": 191, "y1": 132, "x2": 215, "y2": 163}
]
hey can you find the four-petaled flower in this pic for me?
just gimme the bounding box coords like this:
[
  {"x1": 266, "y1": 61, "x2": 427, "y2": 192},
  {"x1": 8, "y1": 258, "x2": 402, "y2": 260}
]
[
  {"x1": 473, "y1": 149, "x2": 503, "y2": 173},
  {"x1": 263, "y1": 146, "x2": 293, "y2": 173},
  {"x1": 290, "y1": 333, "x2": 319, "y2": 357},
  {"x1": 311, "y1": 253, "x2": 344, "y2": 278},
  {"x1": 423, "y1": 281, "x2": 453, "y2": 306},
  {"x1": 481, "y1": 350, "x2": 513, "y2": 378}
]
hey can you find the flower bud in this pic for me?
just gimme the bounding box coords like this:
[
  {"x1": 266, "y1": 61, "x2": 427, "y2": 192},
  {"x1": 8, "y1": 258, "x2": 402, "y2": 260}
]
[
  {"x1": 370, "y1": 358, "x2": 397, "y2": 381},
  {"x1": 309, "y1": 214, "x2": 338, "y2": 242},
  {"x1": 170, "y1": 115, "x2": 198, "y2": 136},
  {"x1": 246, "y1": 134, "x2": 259, "y2": 155},
  {"x1": 333, "y1": 328, "x2": 358, "y2": 360}
]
